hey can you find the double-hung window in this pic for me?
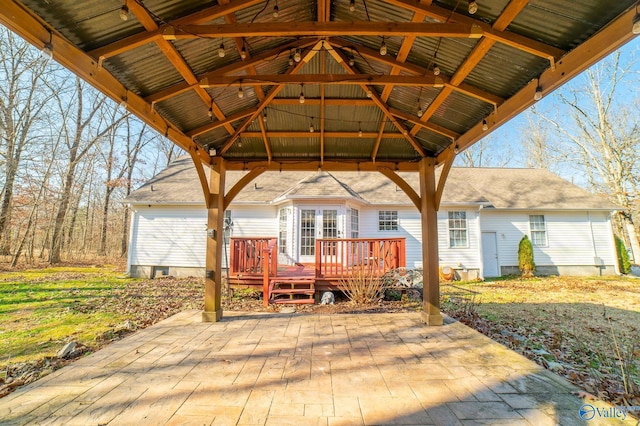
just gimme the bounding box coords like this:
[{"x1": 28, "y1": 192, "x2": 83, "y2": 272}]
[
  {"x1": 448, "y1": 211, "x2": 468, "y2": 248},
  {"x1": 529, "y1": 215, "x2": 547, "y2": 246}
]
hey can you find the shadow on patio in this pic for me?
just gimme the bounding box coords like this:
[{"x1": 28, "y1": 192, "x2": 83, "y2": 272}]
[{"x1": 0, "y1": 310, "x2": 633, "y2": 425}]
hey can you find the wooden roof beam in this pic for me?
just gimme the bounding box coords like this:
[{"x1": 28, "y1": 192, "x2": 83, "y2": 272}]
[
  {"x1": 224, "y1": 160, "x2": 420, "y2": 172},
  {"x1": 187, "y1": 107, "x2": 259, "y2": 138},
  {"x1": 239, "y1": 131, "x2": 407, "y2": 138},
  {"x1": 200, "y1": 74, "x2": 446, "y2": 86},
  {"x1": 370, "y1": 119, "x2": 387, "y2": 162},
  {"x1": 166, "y1": 22, "x2": 485, "y2": 39}
]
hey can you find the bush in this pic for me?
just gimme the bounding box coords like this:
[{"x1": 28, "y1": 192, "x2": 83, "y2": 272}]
[
  {"x1": 615, "y1": 236, "x2": 631, "y2": 274},
  {"x1": 518, "y1": 235, "x2": 535, "y2": 277}
]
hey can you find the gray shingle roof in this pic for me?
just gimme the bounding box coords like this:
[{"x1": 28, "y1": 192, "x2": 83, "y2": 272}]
[{"x1": 125, "y1": 156, "x2": 617, "y2": 210}]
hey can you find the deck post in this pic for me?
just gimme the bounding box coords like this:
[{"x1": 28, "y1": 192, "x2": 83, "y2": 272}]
[
  {"x1": 203, "y1": 157, "x2": 225, "y2": 322},
  {"x1": 419, "y1": 158, "x2": 443, "y2": 326}
]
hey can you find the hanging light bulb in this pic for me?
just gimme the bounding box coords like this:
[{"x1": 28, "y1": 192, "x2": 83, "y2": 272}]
[
  {"x1": 482, "y1": 119, "x2": 488, "y2": 131},
  {"x1": 294, "y1": 49, "x2": 302, "y2": 63},
  {"x1": 240, "y1": 45, "x2": 247, "y2": 60},
  {"x1": 273, "y1": 3, "x2": 279, "y2": 18},
  {"x1": 262, "y1": 111, "x2": 267, "y2": 123},
  {"x1": 366, "y1": 88, "x2": 372, "y2": 98},
  {"x1": 534, "y1": 84, "x2": 543, "y2": 101},
  {"x1": 349, "y1": 54, "x2": 355, "y2": 67},
  {"x1": 237, "y1": 140, "x2": 242, "y2": 148},
  {"x1": 238, "y1": 85, "x2": 244, "y2": 99},
  {"x1": 41, "y1": 42, "x2": 53, "y2": 61},
  {"x1": 417, "y1": 106, "x2": 423, "y2": 118},
  {"x1": 358, "y1": 122, "x2": 363, "y2": 137},
  {"x1": 208, "y1": 107, "x2": 213, "y2": 119},
  {"x1": 433, "y1": 63, "x2": 441, "y2": 76},
  {"x1": 299, "y1": 90, "x2": 305, "y2": 104},
  {"x1": 349, "y1": 0, "x2": 356, "y2": 12},
  {"x1": 634, "y1": 9, "x2": 640, "y2": 34},
  {"x1": 218, "y1": 42, "x2": 226, "y2": 58},
  {"x1": 379, "y1": 38, "x2": 387, "y2": 56},
  {"x1": 309, "y1": 121, "x2": 315, "y2": 133},
  {"x1": 119, "y1": 5, "x2": 129, "y2": 21},
  {"x1": 468, "y1": 0, "x2": 478, "y2": 15}
]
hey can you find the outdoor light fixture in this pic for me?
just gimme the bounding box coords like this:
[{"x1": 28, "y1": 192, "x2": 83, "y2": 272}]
[
  {"x1": 240, "y1": 45, "x2": 247, "y2": 60},
  {"x1": 238, "y1": 85, "x2": 244, "y2": 99},
  {"x1": 534, "y1": 84, "x2": 543, "y2": 101},
  {"x1": 633, "y1": 7, "x2": 640, "y2": 34},
  {"x1": 294, "y1": 49, "x2": 302, "y2": 63},
  {"x1": 433, "y1": 63, "x2": 441, "y2": 76},
  {"x1": 358, "y1": 122, "x2": 363, "y2": 137},
  {"x1": 482, "y1": 119, "x2": 488, "y2": 131},
  {"x1": 273, "y1": 1, "x2": 279, "y2": 18},
  {"x1": 468, "y1": 0, "x2": 478, "y2": 14},
  {"x1": 379, "y1": 38, "x2": 387, "y2": 56},
  {"x1": 299, "y1": 85, "x2": 305, "y2": 104},
  {"x1": 349, "y1": 54, "x2": 355, "y2": 67},
  {"x1": 119, "y1": 5, "x2": 129, "y2": 21},
  {"x1": 454, "y1": 145, "x2": 459, "y2": 154},
  {"x1": 417, "y1": 106, "x2": 423, "y2": 117},
  {"x1": 218, "y1": 42, "x2": 226, "y2": 58},
  {"x1": 208, "y1": 107, "x2": 213, "y2": 119},
  {"x1": 262, "y1": 111, "x2": 267, "y2": 123},
  {"x1": 41, "y1": 42, "x2": 53, "y2": 60},
  {"x1": 366, "y1": 88, "x2": 372, "y2": 98},
  {"x1": 288, "y1": 51, "x2": 294, "y2": 66},
  {"x1": 349, "y1": 0, "x2": 356, "y2": 12},
  {"x1": 309, "y1": 121, "x2": 315, "y2": 133}
]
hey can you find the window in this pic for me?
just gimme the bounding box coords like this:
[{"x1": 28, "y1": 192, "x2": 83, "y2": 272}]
[
  {"x1": 350, "y1": 208, "x2": 359, "y2": 238},
  {"x1": 300, "y1": 209, "x2": 315, "y2": 256},
  {"x1": 529, "y1": 215, "x2": 547, "y2": 246},
  {"x1": 223, "y1": 210, "x2": 232, "y2": 245},
  {"x1": 278, "y1": 208, "x2": 288, "y2": 254},
  {"x1": 378, "y1": 210, "x2": 398, "y2": 231},
  {"x1": 448, "y1": 211, "x2": 468, "y2": 248}
]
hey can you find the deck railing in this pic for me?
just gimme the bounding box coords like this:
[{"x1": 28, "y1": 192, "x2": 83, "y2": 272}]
[
  {"x1": 315, "y1": 237, "x2": 406, "y2": 278},
  {"x1": 229, "y1": 237, "x2": 278, "y2": 276}
]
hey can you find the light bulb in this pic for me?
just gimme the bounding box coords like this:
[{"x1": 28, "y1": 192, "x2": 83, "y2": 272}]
[
  {"x1": 468, "y1": 0, "x2": 478, "y2": 15},
  {"x1": 349, "y1": 0, "x2": 355, "y2": 12},
  {"x1": 349, "y1": 55, "x2": 355, "y2": 67},
  {"x1": 273, "y1": 5, "x2": 279, "y2": 18},
  {"x1": 299, "y1": 91, "x2": 305, "y2": 104},
  {"x1": 309, "y1": 123, "x2": 315, "y2": 133},
  {"x1": 417, "y1": 107, "x2": 423, "y2": 118},
  {"x1": 262, "y1": 113, "x2": 267, "y2": 123},
  {"x1": 119, "y1": 6, "x2": 129, "y2": 21},
  {"x1": 238, "y1": 86, "x2": 244, "y2": 99},
  {"x1": 379, "y1": 40, "x2": 387, "y2": 56},
  {"x1": 240, "y1": 46, "x2": 247, "y2": 60},
  {"x1": 358, "y1": 129, "x2": 363, "y2": 137},
  {"x1": 288, "y1": 52, "x2": 294, "y2": 66},
  {"x1": 208, "y1": 107, "x2": 213, "y2": 118},
  {"x1": 218, "y1": 43, "x2": 225, "y2": 58},
  {"x1": 433, "y1": 64, "x2": 441, "y2": 76},
  {"x1": 633, "y1": 13, "x2": 640, "y2": 34},
  {"x1": 294, "y1": 49, "x2": 301, "y2": 63},
  {"x1": 534, "y1": 85, "x2": 543, "y2": 101},
  {"x1": 366, "y1": 89, "x2": 372, "y2": 98},
  {"x1": 41, "y1": 42, "x2": 53, "y2": 61},
  {"x1": 482, "y1": 119, "x2": 488, "y2": 131}
]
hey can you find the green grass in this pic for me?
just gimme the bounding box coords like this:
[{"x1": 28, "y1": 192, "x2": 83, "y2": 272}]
[{"x1": 0, "y1": 266, "x2": 132, "y2": 366}]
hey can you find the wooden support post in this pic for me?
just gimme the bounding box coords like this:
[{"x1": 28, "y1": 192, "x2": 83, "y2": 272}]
[
  {"x1": 203, "y1": 158, "x2": 225, "y2": 322},
  {"x1": 419, "y1": 158, "x2": 443, "y2": 326}
]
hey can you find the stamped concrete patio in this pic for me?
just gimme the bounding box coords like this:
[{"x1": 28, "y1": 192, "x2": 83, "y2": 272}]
[{"x1": 0, "y1": 310, "x2": 633, "y2": 425}]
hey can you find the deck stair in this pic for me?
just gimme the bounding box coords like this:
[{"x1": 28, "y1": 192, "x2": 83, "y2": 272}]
[{"x1": 269, "y1": 277, "x2": 316, "y2": 304}]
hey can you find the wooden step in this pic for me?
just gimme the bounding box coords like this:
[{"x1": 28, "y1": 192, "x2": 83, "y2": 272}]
[
  {"x1": 270, "y1": 289, "x2": 315, "y2": 295},
  {"x1": 270, "y1": 298, "x2": 316, "y2": 304}
]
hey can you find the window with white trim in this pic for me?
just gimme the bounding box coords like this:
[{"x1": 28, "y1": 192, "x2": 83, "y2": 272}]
[
  {"x1": 529, "y1": 214, "x2": 547, "y2": 246},
  {"x1": 350, "y1": 208, "x2": 359, "y2": 238},
  {"x1": 278, "y1": 208, "x2": 288, "y2": 254},
  {"x1": 378, "y1": 210, "x2": 398, "y2": 231},
  {"x1": 448, "y1": 211, "x2": 468, "y2": 248}
]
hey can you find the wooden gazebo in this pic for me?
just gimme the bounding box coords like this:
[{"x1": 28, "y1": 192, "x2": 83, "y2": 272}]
[{"x1": 2, "y1": 0, "x2": 637, "y2": 324}]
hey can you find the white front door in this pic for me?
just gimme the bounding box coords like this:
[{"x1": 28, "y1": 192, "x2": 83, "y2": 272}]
[
  {"x1": 298, "y1": 207, "x2": 341, "y2": 263},
  {"x1": 481, "y1": 232, "x2": 499, "y2": 277}
]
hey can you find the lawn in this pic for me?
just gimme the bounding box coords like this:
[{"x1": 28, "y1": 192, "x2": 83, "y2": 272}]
[
  {"x1": 441, "y1": 275, "x2": 640, "y2": 410},
  {"x1": 0, "y1": 266, "x2": 203, "y2": 395}
]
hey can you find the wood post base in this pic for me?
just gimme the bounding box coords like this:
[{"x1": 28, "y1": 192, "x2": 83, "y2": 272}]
[
  {"x1": 421, "y1": 311, "x2": 443, "y2": 326},
  {"x1": 202, "y1": 310, "x2": 223, "y2": 322}
]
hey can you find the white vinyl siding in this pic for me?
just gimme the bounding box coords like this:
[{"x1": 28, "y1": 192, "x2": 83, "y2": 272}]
[{"x1": 480, "y1": 210, "x2": 616, "y2": 268}]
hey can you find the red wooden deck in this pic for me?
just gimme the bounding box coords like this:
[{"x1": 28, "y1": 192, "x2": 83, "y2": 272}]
[{"x1": 227, "y1": 237, "x2": 406, "y2": 305}]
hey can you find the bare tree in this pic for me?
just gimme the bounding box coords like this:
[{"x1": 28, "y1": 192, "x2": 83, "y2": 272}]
[
  {"x1": 531, "y1": 51, "x2": 640, "y2": 260},
  {"x1": 455, "y1": 136, "x2": 513, "y2": 168},
  {"x1": 0, "y1": 28, "x2": 57, "y2": 253}
]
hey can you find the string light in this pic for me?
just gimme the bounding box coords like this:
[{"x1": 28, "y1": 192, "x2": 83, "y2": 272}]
[
  {"x1": 288, "y1": 51, "x2": 294, "y2": 66},
  {"x1": 417, "y1": 106, "x2": 423, "y2": 117},
  {"x1": 218, "y1": 42, "x2": 226, "y2": 58},
  {"x1": 379, "y1": 38, "x2": 387, "y2": 56},
  {"x1": 208, "y1": 106, "x2": 213, "y2": 119},
  {"x1": 454, "y1": 145, "x2": 459, "y2": 154},
  {"x1": 240, "y1": 45, "x2": 247, "y2": 60},
  {"x1": 273, "y1": 1, "x2": 279, "y2": 18},
  {"x1": 358, "y1": 122, "x2": 363, "y2": 137},
  {"x1": 482, "y1": 119, "x2": 488, "y2": 131},
  {"x1": 238, "y1": 85, "x2": 244, "y2": 99},
  {"x1": 433, "y1": 63, "x2": 441, "y2": 76},
  {"x1": 349, "y1": 54, "x2": 355, "y2": 67},
  {"x1": 294, "y1": 49, "x2": 302, "y2": 63},
  {"x1": 534, "y1": 83, "x2": 543, "y2": 101},
  {"x1": 262, "y1": 111, "x2": 267, "y2": 123},
  {"x1": 468, "y1": 0, "x2": 478, "y2": 14},
  {"x1": 349, "y1": 0, "x2": 356, "y2": 12},
  {"x1": 366, "y1": 88, "x2": 372, "y2": 98},
  {"x1": 299, "y1": 85, "x2": 305, "y2": 104},
  {"x1": 119, "y1": 5, "x2": 129, "y2": 21},
  {"x1": 41, "y1": 41, "x2": 53, "y2": 61},
  {"x1": 309, "y1": 117, "x2": 315, "y2": 133}
]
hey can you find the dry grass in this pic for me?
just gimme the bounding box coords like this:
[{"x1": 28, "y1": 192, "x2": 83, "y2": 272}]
[{"x1": 339, "y1": 267, "x2": 387, "y2": 305}]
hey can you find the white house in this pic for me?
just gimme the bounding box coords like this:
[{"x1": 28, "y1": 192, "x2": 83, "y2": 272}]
[{"x1": 125, "y1": 156, "x2": 619, "y2": 279}]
